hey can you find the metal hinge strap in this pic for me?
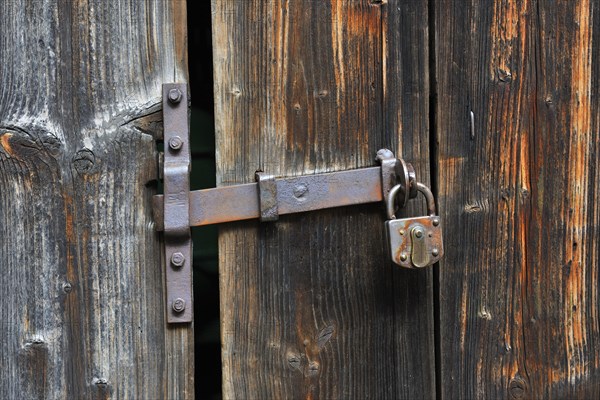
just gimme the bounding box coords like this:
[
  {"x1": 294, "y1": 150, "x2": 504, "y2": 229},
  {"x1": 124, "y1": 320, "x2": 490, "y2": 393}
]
[{"x1": 161, "y1": 83, "x2": 192, "y2": 323}]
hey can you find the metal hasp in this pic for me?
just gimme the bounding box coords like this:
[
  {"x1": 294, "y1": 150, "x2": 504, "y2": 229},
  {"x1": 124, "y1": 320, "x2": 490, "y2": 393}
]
[
  {"x1": 161, "y1": 83, "x2": 192, "y2": 323},
  {"x1": 154, "y1": 167, "x2": 386, "y2": 230},
  {"x1": 154, "y1": 86, "x2": 442, "y2": 322}
]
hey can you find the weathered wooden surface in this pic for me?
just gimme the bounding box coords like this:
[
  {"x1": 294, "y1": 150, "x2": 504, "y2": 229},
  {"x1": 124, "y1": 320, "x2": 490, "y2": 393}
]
[
  {"x1": 436, "y1": 0, "x2": 600, "y2": 398},
  {"x1": 0, "y1": 1, "x2": 193, "y2": 399},
  {"x1": 212, "y1": 0, "x2": 433, "y2": 398}
]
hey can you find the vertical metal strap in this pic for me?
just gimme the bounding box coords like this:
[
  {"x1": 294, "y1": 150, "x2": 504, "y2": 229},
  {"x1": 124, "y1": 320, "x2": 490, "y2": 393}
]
[
  {"x1": 162, "y1": 83, "x2": 192, "y2": 323},
  {"x1": 255, "y1": 172, "x2": 279, "y2": 222}
]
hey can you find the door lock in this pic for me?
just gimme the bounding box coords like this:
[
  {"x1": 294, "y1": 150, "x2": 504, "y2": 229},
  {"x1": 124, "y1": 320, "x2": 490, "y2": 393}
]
[
  {"x1": 384, "y1": 182, "x2": 443, "y2": 268},
  {"x1": 155, "y1": 83, "x2": 444, "y2": 322}
]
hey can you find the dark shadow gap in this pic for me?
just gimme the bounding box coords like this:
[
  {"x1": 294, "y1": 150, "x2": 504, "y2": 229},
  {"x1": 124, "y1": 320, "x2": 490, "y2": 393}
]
[
  {"x1": 187, "y1": 1, "x2": 222, "y2": 399},
  {"x1": 427, "y1": 1, "x2": 442, "y2": 399}
]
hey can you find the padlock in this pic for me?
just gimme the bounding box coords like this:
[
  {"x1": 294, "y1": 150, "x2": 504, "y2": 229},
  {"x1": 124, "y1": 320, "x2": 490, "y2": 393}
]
[{"x1": 385, "y1": 183, "x2": 444, "y2": 268}]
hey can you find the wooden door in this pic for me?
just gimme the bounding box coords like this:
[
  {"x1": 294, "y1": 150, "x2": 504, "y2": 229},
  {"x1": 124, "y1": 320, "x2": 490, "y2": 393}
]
[
  {"x1": 212, "y1": 0, "x2": 600, "y2": 398},
  {"x1": 3, "y1": 0, "x2": 600, "y2": 398},
  {"x1": 436, "y1": 0, "x2": 600, "y2": 398},
  {"x1": 211, "y1": 0, "x2": 434, "y2": 398},
  {"x1": 0, "y1": 2, "x2": 193, "y2": 398}
]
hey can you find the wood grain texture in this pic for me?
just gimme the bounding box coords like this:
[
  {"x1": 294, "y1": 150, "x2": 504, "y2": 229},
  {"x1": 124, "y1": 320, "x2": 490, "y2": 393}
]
[
  {"x1": 0, "y1": 1, "x2": 192, "y2": 399},
  {"x1": 212, "y1": 0, "x2": 433, "y2": 398},
  {"x1": 436, "y1": 0, "x2": 600, "y2": 398}
]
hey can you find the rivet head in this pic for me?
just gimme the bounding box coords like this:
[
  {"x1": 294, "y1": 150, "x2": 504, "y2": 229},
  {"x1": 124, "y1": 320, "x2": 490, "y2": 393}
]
[
  {"x1": 94, "y1": 378, "x2": 108, "y2": 387},
  {"x1": 400, "y1": 253, "x2": 408, "y2": 262},
  {"x1": 414, "y1": 229, "x2": 424, "y2": 238},
  {"x1": 170, "y1": 252, "x2": 185, "y2": 267},
  {"x1": 169, "y1": 136, "x2": 183, "y2": 151},
  {"x1": 432, "y1": 248, "x2": 439, "y2": 257},
  {"x1": 399, "y1": 229, "x2": 405, "y2": 236},
  {"x1": 172, "y1": 298, "x2": 186, "y2": 313},
  {"x1": 168, "y1": 88, "x2": 182, "y2": 104},
  {"x1": 433, "y1": 218, "x2": 440, "y2": 226}
]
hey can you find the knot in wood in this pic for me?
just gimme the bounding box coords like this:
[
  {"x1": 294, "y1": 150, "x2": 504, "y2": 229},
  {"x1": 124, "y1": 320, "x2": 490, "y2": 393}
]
[
  {"x1": 508, "y1": 376, "x2": 528, "y2": 399},
  {"x1": 72, "y1": 149, "x2": 96, "y2": 173}
]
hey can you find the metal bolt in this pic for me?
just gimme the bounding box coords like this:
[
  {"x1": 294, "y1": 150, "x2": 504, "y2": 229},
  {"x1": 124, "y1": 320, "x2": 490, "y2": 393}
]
[
  {"x1": 95, "y1": 378, "x2": 108, "y2": 387},
  {"x1": 168, "y1": 88, "x2": 182, "y2": 104},
  {"x1": 293, "y1": 184, "x2": 308, "y2": 199},
  {"x1": 433, "y1": 218, "x2": 440, "y2": 226},
  {"x1": 400, "y1": 253, "x2": 408, "y2": 262},
  {"x1": 169, "y1": 136, "x2": 183, "y2": 151},
  {"x1": 375, "y1": 148, "x2": 394, "y2": 161},
  {"x1": 432, "y1": 248, "x2": 439, "y2": 257},
  {"x1": 172, "y1": 298, "x2": 186, "y2": 313},
  {"x1": 170, "y1": 252, "x2": 185, "y2": 267},
  {"x1": 414, "y1": 229, "x2": 424, "y2": 238},
  {"x1": 399, "y1": 229, "x2": 405, "y2": 236}
]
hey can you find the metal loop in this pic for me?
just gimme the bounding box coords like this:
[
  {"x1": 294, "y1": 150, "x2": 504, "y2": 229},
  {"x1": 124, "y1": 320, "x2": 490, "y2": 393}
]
[
  {"x1": 387, "y1": 182, "x2": 437, "y2": 219},
  {"x1": 416, "y1": 182, "x2": 436, "y2": 216},
  {"x1": 386, "y1": 184, "x2": 405, "y2": 219}
]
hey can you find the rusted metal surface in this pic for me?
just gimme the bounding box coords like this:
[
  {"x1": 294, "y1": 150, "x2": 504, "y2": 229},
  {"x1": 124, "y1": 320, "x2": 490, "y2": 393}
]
[
  {"x1": 154, "y1": 166, "x2": 384, "y2": 230},
  {"x1": 385, "y1": 182, "x2": 442, "y2": 268},
  {"x1": 275, "y1": 167, "x2": 382, "y2": 216},
  {"x1": 155, "y1": 153, "x2": 444, "y2": 273},
  {"x1": 386, "y1": 184, "x2": 407, "y2": 220},
  {"x1": 377, "y1": 149, "x2": 418, "y2": 211},
  {"x1": 415, "y1": 182, "x2": 436, "y2": 216},
  {"x1": 385, "y1": 216, "x2": 443, "y2": 268},
  {"x1": 255, "y1": 172, "x2": 279, "y2": 222},
  {"x1": 376, "y1": 149, "x2": 401, "y2": 209},
  {"x1": 156, "y1": 137, "x2": 443, "y2": 321},
  {"x1": 386, "y1": 182, "x2": 437, "y2": 219},
  {"x1": 162, "y1": 83, "x2": 192, "y2": 323}
]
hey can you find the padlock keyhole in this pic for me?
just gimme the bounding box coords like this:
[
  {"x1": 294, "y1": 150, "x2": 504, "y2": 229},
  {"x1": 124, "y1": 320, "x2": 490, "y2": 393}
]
[{"x1": 410, "y1": 225, "x2": 430, "y2": 268}]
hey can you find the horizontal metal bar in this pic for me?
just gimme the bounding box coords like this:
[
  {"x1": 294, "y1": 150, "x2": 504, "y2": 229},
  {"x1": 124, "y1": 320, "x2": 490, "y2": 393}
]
[{"x1": 153, "y1": 166, "x2": 383, "y2": 231}]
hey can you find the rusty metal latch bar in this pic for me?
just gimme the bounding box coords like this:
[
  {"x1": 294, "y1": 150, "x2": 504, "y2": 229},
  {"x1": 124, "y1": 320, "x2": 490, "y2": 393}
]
[
  {"x1": 154, "y1": 166, "x2": 386, "y2": 231},
  {"x1": 155, "y1": 83, "x2": 441, "y2": 323}
]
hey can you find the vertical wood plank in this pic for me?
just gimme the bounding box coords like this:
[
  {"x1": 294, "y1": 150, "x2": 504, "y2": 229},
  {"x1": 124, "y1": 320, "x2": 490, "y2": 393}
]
[
  {"x1": 436, "y1": 0, "x2": 600, "y2": 397},
  {"x1": 383, "y1": 1, "x2": 436, "y2": 398},
  {"x1": 212, "y1": 0, "x2": 433, "y2": 398},
  {"x1": 0, "y1": 1, "x2": 193, "y2": 398}
]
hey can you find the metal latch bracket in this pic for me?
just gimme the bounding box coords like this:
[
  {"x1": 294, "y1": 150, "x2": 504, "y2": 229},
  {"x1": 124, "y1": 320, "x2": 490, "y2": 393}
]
[
  {"x1": 162, "y1": 83, "x2": 192, "y2": 323},
  {"x1": 155, "y1": 83, "x2": 439, "y2": 323}
]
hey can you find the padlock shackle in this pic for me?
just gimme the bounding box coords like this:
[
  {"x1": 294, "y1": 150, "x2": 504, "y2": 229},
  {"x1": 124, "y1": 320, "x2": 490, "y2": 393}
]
[
  {"x1": 387, "y1": 182, "x2": 437, "y2": 219},
  {"x1": 386, "y1": 184, "x2": 405, "y2": 219},
  {"x1": 416, "y1": 182, "x2": 437, "y2": 216}
]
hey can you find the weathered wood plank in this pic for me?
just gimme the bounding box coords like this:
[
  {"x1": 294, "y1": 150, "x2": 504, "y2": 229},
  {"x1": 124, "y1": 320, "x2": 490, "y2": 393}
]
[
  {"x1": 0, "y1": 1, "x2": 192, "y2": 398},
  {"x1": 212, "y1": 0, "x2": 433, "y2": 398},
  {"x1": 436, "y1": 0, "x2": 600, "y2": 397},
  {"x1": 383, "y1": 1, "x2": 436, "y2": 398}
]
